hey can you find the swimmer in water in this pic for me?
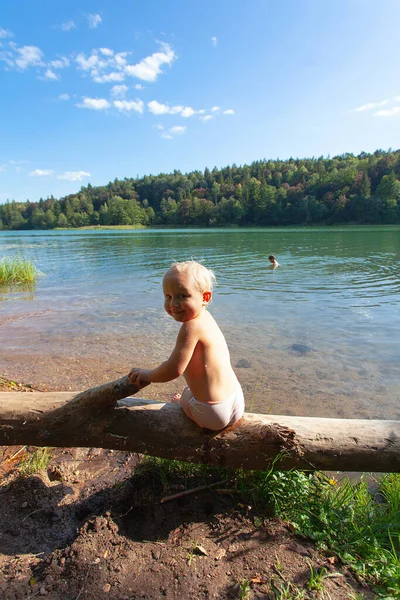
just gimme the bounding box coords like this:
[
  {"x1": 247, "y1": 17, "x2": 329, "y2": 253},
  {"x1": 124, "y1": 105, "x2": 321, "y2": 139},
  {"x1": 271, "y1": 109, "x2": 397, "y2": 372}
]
[{"x1": 268, "y1": 255, "x2": 280, "y2": 268}]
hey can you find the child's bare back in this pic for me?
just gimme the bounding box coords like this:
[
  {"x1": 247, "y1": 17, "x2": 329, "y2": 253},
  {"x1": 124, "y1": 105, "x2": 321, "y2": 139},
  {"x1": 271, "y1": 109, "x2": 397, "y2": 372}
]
[{"x1": 128, "y1": 261, "x2": 244, "y2": 430}]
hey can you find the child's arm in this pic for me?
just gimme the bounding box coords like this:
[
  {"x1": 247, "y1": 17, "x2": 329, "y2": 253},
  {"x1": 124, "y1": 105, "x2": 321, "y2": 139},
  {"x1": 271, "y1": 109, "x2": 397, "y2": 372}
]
[{"x1": 129, "y1": 322, "x2": 199, "y2": 386}]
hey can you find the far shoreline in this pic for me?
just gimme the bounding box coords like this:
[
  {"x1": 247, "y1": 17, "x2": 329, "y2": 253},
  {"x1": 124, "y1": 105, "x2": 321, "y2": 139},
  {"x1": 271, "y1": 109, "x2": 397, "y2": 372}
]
[
  {"x1": 49, "y1": 222, "x2": 400, "y2": 231},
  {"x1": 2, "y1": 223, "x2": 400, "y2": 233}
]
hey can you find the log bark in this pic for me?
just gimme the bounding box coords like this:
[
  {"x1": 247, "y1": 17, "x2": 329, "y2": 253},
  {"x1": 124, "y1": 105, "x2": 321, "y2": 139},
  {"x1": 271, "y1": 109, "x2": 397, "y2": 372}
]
[{"x1": 0, "y1": 379, "x2": 399, "y2": 472}]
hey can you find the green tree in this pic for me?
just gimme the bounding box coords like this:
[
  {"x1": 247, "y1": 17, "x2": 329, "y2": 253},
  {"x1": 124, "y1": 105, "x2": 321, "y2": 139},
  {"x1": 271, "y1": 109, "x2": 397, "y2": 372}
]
[
  {"x1": 57, "y1": 213, "x2": 69, "y2": 228},
  {"x1": 31, "y1": 208, "x2": 47, "y2": 229},
  {"x1": 376, "y1": 172, "x2": 400, "y2": 200}
]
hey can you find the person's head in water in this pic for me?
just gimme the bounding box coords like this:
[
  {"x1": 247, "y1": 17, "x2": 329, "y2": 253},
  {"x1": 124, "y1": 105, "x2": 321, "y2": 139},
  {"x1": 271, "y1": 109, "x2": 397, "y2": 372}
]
[{"x1": 268, "y1": 255, "x2": 280, "y2": 267}]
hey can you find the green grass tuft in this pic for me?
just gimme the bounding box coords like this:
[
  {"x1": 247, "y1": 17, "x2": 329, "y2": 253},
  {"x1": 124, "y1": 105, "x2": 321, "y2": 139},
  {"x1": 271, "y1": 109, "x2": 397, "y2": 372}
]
[
  {"x1": 19, "y1": 447, "x2": 52, "y2": 475},
  {"x1": 0, "y1": 256, "x2": 42, "y2": 285},
  {"x1": 264, "y1": 470, "x2": 400, "y2": 597}
]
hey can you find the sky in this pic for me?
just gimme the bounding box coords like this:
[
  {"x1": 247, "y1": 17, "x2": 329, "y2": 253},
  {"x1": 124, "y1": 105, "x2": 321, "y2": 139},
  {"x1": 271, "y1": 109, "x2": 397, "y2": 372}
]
[{"x1": 1, "y1": 0, "x2": 400, "y2": 204}]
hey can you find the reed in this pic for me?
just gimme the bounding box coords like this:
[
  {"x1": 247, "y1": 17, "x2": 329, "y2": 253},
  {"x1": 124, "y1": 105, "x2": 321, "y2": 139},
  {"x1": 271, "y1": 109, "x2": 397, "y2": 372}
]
[{"x1": 0, "y1": 256, "x2": 41, "y2": 285}]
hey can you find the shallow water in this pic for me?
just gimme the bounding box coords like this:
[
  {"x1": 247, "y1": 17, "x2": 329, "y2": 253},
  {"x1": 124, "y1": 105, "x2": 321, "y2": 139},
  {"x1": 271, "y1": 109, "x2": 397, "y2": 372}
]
[{"x1": 1, "y1": 226, "x2": 399, "y2": 419}]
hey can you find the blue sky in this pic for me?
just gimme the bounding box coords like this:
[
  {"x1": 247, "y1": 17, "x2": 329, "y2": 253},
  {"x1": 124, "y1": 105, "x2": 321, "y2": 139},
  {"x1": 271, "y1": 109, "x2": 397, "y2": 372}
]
[{"x1": 1, "y1": 0, "x2": 400, "y2": 203}]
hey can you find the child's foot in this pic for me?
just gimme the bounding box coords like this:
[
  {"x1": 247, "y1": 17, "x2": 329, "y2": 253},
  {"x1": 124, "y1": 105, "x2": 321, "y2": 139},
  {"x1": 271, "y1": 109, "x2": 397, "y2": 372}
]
[{"x1": 170, "y1": 393, "x2": 181, "y2": 404}]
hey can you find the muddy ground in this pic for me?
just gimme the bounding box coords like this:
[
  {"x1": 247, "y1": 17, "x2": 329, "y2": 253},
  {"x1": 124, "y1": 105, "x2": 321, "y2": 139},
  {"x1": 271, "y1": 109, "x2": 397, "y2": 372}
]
[{"x1": 0, "y1": 378, "x2": 376, "y2": 599}]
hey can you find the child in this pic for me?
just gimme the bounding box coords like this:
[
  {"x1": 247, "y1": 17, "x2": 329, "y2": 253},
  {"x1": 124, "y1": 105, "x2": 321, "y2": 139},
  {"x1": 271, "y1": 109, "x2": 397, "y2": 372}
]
[
  {"x1": 268, "y1": 254, "x2": 280, "y2": 268},
  {"x1": 128, "y1": 261, "x2": 244, "y2": 430}
]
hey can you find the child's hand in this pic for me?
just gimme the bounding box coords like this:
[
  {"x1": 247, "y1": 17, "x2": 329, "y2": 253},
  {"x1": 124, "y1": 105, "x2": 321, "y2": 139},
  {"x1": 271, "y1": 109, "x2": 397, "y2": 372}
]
[{"x1": 128, "y1": 368, "x2": 151, "y2": 387}]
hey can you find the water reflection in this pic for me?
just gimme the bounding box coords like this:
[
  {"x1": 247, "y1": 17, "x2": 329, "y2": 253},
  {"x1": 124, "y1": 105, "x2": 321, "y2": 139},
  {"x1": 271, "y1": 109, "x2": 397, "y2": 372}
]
[{"x1": 0, "y1": 282, "x2": 37, "y2": 302}]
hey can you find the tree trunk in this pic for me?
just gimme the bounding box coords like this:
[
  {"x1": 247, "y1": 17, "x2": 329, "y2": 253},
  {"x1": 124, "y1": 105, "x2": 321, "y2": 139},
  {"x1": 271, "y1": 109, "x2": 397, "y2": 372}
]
[{"x1": 0, "y1": 377, "x2": 399, "y2": 472}]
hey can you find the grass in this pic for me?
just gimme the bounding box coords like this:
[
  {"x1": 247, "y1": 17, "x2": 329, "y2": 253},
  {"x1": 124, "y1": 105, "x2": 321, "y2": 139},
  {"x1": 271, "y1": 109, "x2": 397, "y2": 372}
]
[
  {"x1": 0, "y1": 256, "x2": 42, "y2": 286},
  {"x1": 270, "y1": 578, "x2": 306, "y2": 599},
  {"x1": 259, "y1": 470, "x2": 400, "y2": 598},
  {"x1": 237, "y1": 578, "x2": 252, "y2": 599},
  {"x1": 19, "y1": 447, "x2": 52, "y2": 475},
  {"x1": 137, "y1": 457, "x2": 400, "y2": 598},
  {"x1": 186, "y1": 539, "x2": 199, "y2": 566}
]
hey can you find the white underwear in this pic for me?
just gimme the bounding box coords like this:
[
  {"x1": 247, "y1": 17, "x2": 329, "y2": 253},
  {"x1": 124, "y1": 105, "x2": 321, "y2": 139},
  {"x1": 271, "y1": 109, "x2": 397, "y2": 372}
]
[{"x1": 185, "y1": 384, "x2": 244, "y2": 430}]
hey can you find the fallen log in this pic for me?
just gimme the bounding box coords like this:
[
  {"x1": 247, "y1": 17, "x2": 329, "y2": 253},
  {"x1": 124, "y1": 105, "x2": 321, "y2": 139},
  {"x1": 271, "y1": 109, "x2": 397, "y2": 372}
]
[{"x1": 0, "y1": 377, "x2": 399, "y2": 472}]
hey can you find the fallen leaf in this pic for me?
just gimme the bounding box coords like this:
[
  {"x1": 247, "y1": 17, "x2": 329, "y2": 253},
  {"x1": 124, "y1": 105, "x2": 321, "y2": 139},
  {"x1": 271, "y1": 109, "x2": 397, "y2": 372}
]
[
  {"x1": 195, "y1": 545, "x2": 208, "y2": 556},
  {"x1": 250, "y1": 575, "x2": 265, "y2": 584}
]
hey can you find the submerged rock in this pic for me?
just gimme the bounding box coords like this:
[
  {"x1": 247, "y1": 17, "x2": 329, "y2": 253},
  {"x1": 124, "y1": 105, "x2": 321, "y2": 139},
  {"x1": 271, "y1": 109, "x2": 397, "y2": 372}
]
[
  {"x1": 288, "y1": 343, "x2": 314, "y2": 355},
  {"x1": 235, "y1": 359, "x2": 252, "y2": 368}
]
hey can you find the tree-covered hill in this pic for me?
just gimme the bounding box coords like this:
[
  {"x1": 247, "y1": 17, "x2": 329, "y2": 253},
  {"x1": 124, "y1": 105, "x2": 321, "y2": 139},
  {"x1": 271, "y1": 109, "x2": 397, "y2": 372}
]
[{"x1": 1, "y1": 149, "x2": 400, "y2": 230}]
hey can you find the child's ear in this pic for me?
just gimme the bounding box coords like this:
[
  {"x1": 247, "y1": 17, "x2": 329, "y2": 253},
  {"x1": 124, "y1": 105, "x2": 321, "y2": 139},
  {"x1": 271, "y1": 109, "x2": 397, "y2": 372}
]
[{"x1": 203, "y1": 291, "x2": 212, "y2": 304}]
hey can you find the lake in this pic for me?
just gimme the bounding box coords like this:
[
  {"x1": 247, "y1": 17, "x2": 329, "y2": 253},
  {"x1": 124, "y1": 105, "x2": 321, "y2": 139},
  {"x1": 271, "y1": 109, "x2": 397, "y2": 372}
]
[{"x1": 0, "y1": 226, "x2": 399, "y2": 419}]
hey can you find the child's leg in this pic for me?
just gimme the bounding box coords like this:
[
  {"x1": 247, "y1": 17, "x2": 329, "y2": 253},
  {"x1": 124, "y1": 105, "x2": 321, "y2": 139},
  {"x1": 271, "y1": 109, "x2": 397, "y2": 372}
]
[{"x1": 178, "y1": 387, "x2": 198, "y2": 423}]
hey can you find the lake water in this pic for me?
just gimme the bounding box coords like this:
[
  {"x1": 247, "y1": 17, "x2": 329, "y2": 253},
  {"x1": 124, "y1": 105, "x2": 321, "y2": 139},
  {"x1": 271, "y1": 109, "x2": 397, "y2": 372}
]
[{"x1": 0, "y1": 226, "x2": 399, "y2": 419}]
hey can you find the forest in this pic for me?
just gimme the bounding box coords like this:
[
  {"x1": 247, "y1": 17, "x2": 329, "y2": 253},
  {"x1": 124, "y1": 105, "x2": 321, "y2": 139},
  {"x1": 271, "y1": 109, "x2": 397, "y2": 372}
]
[{"x1": 1, "y1": 149, "x2": 400, "y2": 230}]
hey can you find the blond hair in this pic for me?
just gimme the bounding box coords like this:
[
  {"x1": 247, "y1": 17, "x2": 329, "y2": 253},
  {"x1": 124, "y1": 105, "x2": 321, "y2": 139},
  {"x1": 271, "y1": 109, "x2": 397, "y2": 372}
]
[{"x1": 164, "y1": 260, "x2": 216, "y2": 292}]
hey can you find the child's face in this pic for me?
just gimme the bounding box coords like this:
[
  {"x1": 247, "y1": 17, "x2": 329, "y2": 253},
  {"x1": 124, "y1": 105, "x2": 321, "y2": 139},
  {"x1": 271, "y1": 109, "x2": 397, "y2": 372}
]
[{"x1": 163, "y1": 271, "x2": 211, "y2": 323}]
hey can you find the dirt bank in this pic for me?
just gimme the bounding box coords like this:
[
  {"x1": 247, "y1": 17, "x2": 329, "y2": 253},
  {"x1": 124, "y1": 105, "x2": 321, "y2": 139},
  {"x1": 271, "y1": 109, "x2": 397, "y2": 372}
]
[{"x1": 0, "y1": 377, "x2": 375, "y2": 599}]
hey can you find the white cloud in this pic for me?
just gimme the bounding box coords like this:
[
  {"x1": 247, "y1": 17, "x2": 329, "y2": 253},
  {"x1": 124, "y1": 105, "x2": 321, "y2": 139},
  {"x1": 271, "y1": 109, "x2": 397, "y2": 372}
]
[
  {"x1": 170, "y1": 125, "x2": 186, "y2": 134},
  {"x1": 0, "y1": 28, "x2": 13, "y2": 38},
  {"x1": 58, "y1": 171, "x2": 90, "y2": 181},
  {"x1": 110, "y1": 84, "x2": 128, "y2": 98},
  {"x1": 135, "y1": 83, "x2": 144, "y2": 90},
  {"x1": 181, "y1": 106, "x2": 195, "y2": 118},
  {"x1": 99, "y1": 48, "x2": 113, "y2": 56},
  {"x1": 148, "y1": 100, "x2": 203, "y2": 118},
  {"x1": 12, "y1": 43, "x2": 174, "y2": 88},
  {"x1": 87, "y1": 14, "x2": 102, "y2": 29},
  {"x1": 148, "y1": 100, "x2": 182, "y2": 115},
  {"x1": 223, "y1": 109, "x2": 235, "y2": 115},
  {"x1": 93, "y1": 71, "x2": 125, "y2": 83},
  {"x1": 58, "y1": 93, "x2": 70, "y2": 100},
  {"x1": 211, "y1": 36, "x2": 217, "y2": 46},
  {"x1": 125, "y1": 43, "x2": 176, "y2": 82},
  {"x1": 75, "y1": 49, "x2": 130, "y2": 83},
  {"x1": 29, "y1": 168, "x2": 90, "y2": 181},
  {"x1": 43, "y1": 68, "x2": 59, "y2": 81},
  {"x1": 13, "y1": 44, "x2": 44, "y2": 69},
  {"x1": 30, "y1": 169, "x2": 54, "y2": 177},
  {"x1": 159, "y1": 125, "x2": 186, "y2": 139},
  {"x1": 50, "y1": 57, "x2": 70, "y2": 69},
  {"x1": 374, "y1": 106, "x2": 400, "y2": 117},
  {"x1": 115, "y1": 52, "x2": 128, "y2": 68},
  {"x1": 154, "y1": 124, "x2": 164, "y2": 130},
  {"x1": 147, "y1": 100, "x2": 214, "y2": 121},
  {"x1": 0, "y1": 49, "x2": 14, "y2": 68},
  {"x1": 75, "y1": 52, "x2": 107, "y2": 72},
  {"x1": 10, "y1": 159, "x2": 29, "y2": 166},
  {"x1": 1, "y1": 160, "x2": 29, "y2": 173},
  {"x1": 77, "y1": 97, "x2": 110, "y2": 110},
  {"x1": 113, "y1": 99, "x2": 144, "y2": 113},
  {"x1": 61, "y1": 20, "x2": 76, "y2": 32},
  {"x1": 354, "y1": 100, "x2": 389, "y2": 112},
  {"x1": 211, "y1": 106, "x2": 220, "y2": 112}
]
